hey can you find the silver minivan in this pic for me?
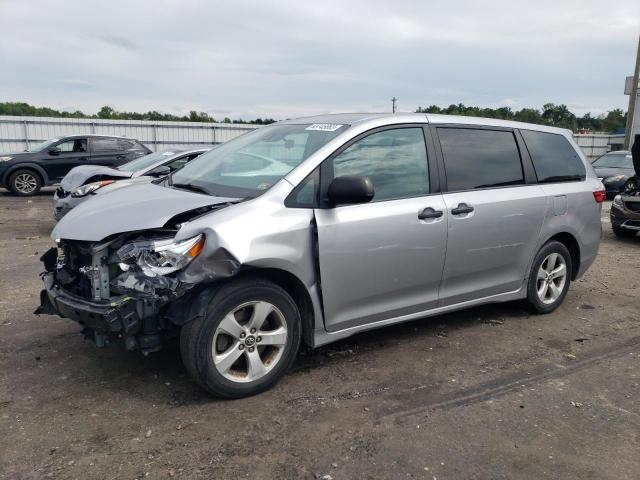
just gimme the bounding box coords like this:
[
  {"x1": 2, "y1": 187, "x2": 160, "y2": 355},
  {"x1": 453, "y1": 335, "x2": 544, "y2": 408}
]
[{"x1": 37, "y1": 113, "x2": 604, "y2": 398}]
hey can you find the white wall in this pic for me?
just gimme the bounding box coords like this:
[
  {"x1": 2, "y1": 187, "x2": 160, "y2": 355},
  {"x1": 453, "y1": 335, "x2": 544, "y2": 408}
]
[
  {"x1": 573, "y1": 134, "x2": 625, "y2": 162},
  {"x1": 0, "y1": 116, "x2": 258, "y2": 152}
]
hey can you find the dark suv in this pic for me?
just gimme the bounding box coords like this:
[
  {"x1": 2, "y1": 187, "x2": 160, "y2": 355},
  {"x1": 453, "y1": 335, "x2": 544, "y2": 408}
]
[{"x1": 0, "y1": 135, "x2": 150, "y2": 195}]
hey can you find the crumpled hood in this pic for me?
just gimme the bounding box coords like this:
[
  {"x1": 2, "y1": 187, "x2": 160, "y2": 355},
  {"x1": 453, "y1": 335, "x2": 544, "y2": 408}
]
[
  {"x1": 52, "y1": 182, "x2": 239, "y2": 241},
  {"x1": 59, "y1": 165, "x2": 132, "y2": 191}
]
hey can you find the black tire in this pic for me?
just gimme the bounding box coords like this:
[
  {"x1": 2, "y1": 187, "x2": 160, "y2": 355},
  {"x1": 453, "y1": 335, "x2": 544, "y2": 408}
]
[
  {"x1": 612, "y1": 225, "x2": 637, "y2": 238},
  {"x1": 8, "y1": 169, "x2": 42, "y2": 196},
  {"x1": 180, "y1": 277, "x2": 301, "y2": 398},
  {"x1": 524, "y1": 241, "x2": 572, "y2": 314}
]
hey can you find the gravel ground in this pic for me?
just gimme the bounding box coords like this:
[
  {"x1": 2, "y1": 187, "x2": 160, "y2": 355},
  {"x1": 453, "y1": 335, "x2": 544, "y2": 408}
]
[{"x1": 0, "y1": 190, "x2": 639, "y2": 480}]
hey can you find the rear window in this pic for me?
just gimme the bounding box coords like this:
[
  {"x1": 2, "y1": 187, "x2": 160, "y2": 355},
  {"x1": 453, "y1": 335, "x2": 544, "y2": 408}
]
[
  {"x1": 521, "y1": 130, "x2": 585, "y2": 182},
  {"x1": 437, "y1": 128, "x2": 524, "y2": 191},
  {"x1": 592, "y1": 153, "x2": 633, "y2": 169},
  {"x1": 91, "y1": 137, "x2": 122, "y2": 152}
]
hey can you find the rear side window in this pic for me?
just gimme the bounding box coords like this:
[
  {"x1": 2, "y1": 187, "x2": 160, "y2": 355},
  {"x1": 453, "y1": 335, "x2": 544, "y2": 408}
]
[
  {"x1": 520, "y1": 130, "x2": 585, "y2": 182},
  {"x1": 133, "y1": 140, "x2": 150, "y2": 152},
  {"x1": 117, "y1": 139, "x2": 136, "y2": 150},
  {"x1": 91, "y1": 137, "x2": 122, "y2": 152},
  {"x1": 331, "y1": 127, "x2": 429, "y2": 201},
  {"x1": 438, "y1": 128, "x2": 524, "y2": 191}
]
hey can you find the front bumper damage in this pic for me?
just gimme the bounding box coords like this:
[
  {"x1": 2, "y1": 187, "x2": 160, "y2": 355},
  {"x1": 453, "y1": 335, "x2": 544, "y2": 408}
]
[
  {"x1": 35, "y1": 244, "x2": 207, "y2": 354},
  {"x1": 38, "y1": 272, "x2": 164, "y2": 350}
]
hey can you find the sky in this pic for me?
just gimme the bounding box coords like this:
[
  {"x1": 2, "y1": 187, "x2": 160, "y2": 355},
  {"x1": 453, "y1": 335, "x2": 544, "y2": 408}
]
[{"x1": 0, "y1": 0, "x2": 638, "y2": 120}]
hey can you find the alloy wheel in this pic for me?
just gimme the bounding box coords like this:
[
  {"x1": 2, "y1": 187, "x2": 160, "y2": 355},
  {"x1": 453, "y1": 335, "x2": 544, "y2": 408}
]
[
  {"x1": 14, "y1": 173, "x2": 38, "y2": 194},
  {"x1": 536, "y1": 253, "x2": 567, "y2": 305},
  {"x1": 212, "y1": 301, "x2": 288, "y2": 383}
]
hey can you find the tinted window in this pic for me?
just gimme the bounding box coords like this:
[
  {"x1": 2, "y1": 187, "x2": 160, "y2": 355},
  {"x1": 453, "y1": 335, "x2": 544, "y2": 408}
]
[
  {"x1": 54, "y1": 138, "x2": 87, "y2": 153},
  {"x1": 520, "y1": 130, "x2": 585, "y2": 182},
  {"x1": 133, "y1": 140, "x2": 149, "y2": 151},
  {"x1": 438, "y1": 128, "x2": 524, "y2": 191},
  {"x1": 91, "y1": 137, "x2": 122, "y2": 152},
  {"x1": 332, "y1": 128, "x2": 429, "y2": 201},
  {"x1": 117, "y1": 139, "x2": 136, "y2": 150}
]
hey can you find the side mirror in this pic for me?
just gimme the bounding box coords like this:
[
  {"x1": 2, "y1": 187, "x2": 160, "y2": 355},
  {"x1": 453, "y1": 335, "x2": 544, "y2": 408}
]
[
  {"x1": 146, "y1": 165, "x2": 171, "y2": 177},
  {"x1": 327, "y1": 175, "x2": 374, "y2": 206},
  {"x1": 48, "y1": 147, "x2": 61, "y2": 156}
]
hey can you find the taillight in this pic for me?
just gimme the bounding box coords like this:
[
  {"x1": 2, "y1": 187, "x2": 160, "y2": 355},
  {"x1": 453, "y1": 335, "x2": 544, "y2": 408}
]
[{"x1": 593, "y1": 190, "x2": 606, "y2": 203}]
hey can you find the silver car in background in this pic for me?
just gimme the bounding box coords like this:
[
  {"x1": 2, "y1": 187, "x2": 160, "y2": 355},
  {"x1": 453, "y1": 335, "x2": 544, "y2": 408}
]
[
  {"x1": 52, "y1": 148, "x2": 209, "y2": 219},
  {"x1": 37, "y1": 113, "x2": 604, "y2": 398}
]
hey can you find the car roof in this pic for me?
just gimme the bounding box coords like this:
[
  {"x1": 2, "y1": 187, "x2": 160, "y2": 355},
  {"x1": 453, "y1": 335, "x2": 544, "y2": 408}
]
[
  {"x1": 277, "y1": 112, "x2": 571, "y2": 135},
  {"x1": 60, "y1": 134, "x2": 141, "y2": 140}
]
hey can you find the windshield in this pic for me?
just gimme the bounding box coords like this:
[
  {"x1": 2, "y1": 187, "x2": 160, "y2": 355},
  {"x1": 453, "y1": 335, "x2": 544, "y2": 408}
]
[
  {"x1": 28, "y1": 138, "x2": 59, "y2": 152},
  {"x1": 118, "y1": 151, "x2": 178, "y2": 172},
  {"x1": 593, "y1": 153, "x2": 633, "y2": 168},
  {"x1": 170, "y1": 123, "x2": 349, "y2": 197}
]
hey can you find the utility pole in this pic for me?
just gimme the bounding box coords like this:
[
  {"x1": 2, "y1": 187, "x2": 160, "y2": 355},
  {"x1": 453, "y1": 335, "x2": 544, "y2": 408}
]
[
  {"x1": 624, "y1": 34, "x2": 640, "y2": 149},
  {"x1": 391, "y1": 97, "x2": 397, "y2": 113}
]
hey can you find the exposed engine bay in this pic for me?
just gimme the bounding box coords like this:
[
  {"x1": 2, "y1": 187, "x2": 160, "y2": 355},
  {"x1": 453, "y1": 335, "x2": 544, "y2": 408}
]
[{"x1": 36, "y1": 202, "x2": 244, "y2": 353}]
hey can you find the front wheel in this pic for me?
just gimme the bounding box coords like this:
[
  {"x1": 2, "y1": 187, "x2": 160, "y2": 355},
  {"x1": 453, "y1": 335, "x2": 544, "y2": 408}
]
[
  {"x1": 9, "y1": 169, "x2": 42, "y2": 196},
  {"x1": 180, "y1": 278, "x2": 301, "y2": 398},
  {"x1": 525, "y1": 241, "x2": 572, "y2": 314}
]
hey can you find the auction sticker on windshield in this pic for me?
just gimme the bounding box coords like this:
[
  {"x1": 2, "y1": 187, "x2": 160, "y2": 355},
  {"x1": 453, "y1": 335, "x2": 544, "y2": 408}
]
[{"x1": 306, "y1": 124, "x2": 344, "y2": 131}]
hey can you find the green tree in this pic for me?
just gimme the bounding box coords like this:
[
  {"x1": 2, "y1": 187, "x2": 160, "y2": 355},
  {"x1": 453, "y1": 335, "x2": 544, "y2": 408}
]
[
  {"x1": 97, "y1": 105, "x2": 116, "y2": 119},
  {"x1": 600, "y1": 109, "x2": 626, "y2": 133}
]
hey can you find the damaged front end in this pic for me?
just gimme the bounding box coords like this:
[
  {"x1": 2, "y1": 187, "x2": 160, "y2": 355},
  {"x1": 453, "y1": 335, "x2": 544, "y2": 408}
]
[{"x1": 35, "y1": 229, "x2": 208, "y2": 354}]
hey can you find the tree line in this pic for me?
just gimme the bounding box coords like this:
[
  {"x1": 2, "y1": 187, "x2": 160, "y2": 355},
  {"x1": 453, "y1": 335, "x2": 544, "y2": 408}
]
[
  {"x1": 0, "y1": 101, "x2": 627, "y2": 133},
  {"x1": 0, "y1": 102, "x2": 276, "y2": 125},
  {"x1": 415, "y1": 103, "x2": 627, "y2": 133}
]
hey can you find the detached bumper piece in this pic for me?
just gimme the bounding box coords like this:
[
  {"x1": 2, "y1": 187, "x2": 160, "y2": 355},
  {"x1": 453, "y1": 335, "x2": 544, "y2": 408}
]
[{"x1": 36, "y1": 250, "x2": 166, "y2": 353}]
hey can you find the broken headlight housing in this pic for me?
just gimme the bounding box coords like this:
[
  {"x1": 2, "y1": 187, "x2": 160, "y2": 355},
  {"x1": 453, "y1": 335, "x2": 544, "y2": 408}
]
[
  {"x1": 119, "y1": 234, "x2": 205, "y2": 277},
  {"x1": 71, "y1": 180, "x2": 115, "y2": 198}
]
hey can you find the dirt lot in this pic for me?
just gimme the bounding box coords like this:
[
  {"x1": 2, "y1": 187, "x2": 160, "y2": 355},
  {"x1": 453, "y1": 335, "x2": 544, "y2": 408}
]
[{"x1": 0, "y1": 190, "x2": 638, "y2": 480}]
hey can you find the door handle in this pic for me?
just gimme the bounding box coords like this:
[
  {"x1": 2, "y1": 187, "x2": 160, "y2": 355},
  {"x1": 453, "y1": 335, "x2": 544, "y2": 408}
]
[
  {"x1": 116, "y1": 155, "x2": 126, "y2": 159},
  {"x1": 451, "y1": 203, "x2": 474, "y2": 215},
  {"x1": 418, "y1": 207, "x2": 443, "y2": 220}
]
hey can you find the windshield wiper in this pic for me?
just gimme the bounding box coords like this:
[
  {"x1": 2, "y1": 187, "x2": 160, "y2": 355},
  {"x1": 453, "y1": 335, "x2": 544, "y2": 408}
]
[
  {"x1": 539, "y1": 175, "x2": 584, "y2": 183},
  {"x1": 171, "y1": 183, "x2": 210, "y2": 195}
]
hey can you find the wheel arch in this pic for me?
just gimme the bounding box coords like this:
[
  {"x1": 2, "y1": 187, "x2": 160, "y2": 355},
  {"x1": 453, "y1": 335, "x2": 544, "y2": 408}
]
[
  {"x1": 545, "y1": 232, "x2": 581, "y2": 280},
  {"x1": 167, "y1": 268, "x2": 317, "y2": 348},
  {"x1": 238, "y1": 267, "x2": 316, "y2": 348},
  {"x1": 3, "y1": 163, "x2": 50, "y2": 186}
]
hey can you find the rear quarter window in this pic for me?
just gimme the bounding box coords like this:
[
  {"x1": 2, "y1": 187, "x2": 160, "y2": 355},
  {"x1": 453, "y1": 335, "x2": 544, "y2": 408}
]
[
  {"x1": 91, "y1": 137, "x2": 122, "y2": 152},
  {"x1": 520, "y1": 130, "x2": 585, "y2": 182}
]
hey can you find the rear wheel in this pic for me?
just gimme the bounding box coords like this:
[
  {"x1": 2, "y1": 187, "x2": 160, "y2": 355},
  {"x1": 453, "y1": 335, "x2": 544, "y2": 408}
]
[
  {"x1": 525, "y1": 241, "x2": 572, "y2": 314},
  {"x1": 612, "y1": 225, "x2": 637, "y2": 238},
  {"x1": 8, "y1": 169, "x2": 42, "y2": 196},
  {"x1": 180, "y1": 278, "x2": 301, "y2": 398}
]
